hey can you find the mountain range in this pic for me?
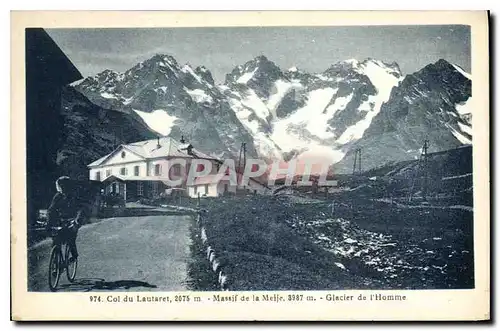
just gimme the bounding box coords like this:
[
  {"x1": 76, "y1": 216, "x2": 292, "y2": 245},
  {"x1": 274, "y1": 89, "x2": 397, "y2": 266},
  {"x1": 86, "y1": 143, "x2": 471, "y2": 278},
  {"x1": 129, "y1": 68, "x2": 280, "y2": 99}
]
[{"x1": 73, "y1": 54, "x2": 472, "y2": 174}]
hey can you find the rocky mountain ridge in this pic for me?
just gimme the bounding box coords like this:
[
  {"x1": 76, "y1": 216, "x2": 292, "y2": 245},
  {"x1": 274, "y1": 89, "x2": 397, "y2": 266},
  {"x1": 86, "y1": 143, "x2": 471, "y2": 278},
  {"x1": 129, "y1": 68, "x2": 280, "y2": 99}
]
[{"x1": 74, "y1": 54, "x2": 472, "y2": 173}]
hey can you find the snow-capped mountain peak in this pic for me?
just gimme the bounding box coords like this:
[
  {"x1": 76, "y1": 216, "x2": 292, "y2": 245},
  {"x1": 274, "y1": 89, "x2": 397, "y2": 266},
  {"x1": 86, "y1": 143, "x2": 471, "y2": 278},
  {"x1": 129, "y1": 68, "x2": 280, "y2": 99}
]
[
  {"x1": 75, "y1": 55, "x2": 473, "y2": 173},
  {"x1": 181, "y1": 64, "x2": 205, "y2": 84},
  {"x1": 195, "y1": 65, "x2": 215, "y2": 85},
  {"x1": 225, "y1": 55, "x2": 283, "y2": 87},
  {"x1": 353, "y1": 58, "x2": 402, "y2": 98},
  {"x1": 334, "y1": 58, "x2": 473, "y2": 172}
]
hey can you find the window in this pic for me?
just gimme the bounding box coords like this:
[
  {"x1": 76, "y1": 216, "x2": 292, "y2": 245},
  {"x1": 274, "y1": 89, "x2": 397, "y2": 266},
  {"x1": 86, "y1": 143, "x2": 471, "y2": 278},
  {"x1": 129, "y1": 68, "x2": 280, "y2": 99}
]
[
  {"x1": 197, "y1": 164, "x2": 205, "y2": 172},
  {"x1": 194, "y1": 186, "x2": 198, "y2": 195},
  {"x1": 95, "y1": 171, "x2": 101, "y2": 181},
  {"x1": 224, "y1": 184, "x2": 228, "y2": 193},
  {"x1": 106, "y1": 169, "x2": 112, "y2": 178},
  {"x1": 204, "y1": 184, "x2": 209, "y2": 195},
  {"x1": 172, "y1": 164, "x2": 181, "y2": 176},
  {"x1": 134, "y1": 166, "x2": 140, "y2": 176},
  {"x1": 155, "y1": 164, "x2": 161, "y2": 176},
  {"x1": 121, "y1": 151, "x2": 126, "y2": 158},
  {"x1": 137, "y1": 182, "x2": 143, "y2": 196},
  {"x1": 151, "y1": 182, "x2": 158, "y2": 196},
  {"x1": 120, "y1": 167, "x2": 128, "y2": 176}
]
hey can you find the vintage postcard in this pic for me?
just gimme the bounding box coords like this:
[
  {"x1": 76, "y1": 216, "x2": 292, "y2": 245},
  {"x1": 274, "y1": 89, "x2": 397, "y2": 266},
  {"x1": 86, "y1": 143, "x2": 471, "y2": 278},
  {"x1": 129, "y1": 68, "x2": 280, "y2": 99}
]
[{"x1": 11, "y1": 11, "x2": 490, "y2": 321}]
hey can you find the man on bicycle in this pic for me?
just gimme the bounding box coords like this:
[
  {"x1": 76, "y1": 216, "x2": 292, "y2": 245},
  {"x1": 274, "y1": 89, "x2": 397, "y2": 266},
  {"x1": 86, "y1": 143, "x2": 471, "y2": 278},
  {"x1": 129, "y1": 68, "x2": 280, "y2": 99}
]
[{"x1": 47, "y1": 176, "x2": 84, "y2": 262}]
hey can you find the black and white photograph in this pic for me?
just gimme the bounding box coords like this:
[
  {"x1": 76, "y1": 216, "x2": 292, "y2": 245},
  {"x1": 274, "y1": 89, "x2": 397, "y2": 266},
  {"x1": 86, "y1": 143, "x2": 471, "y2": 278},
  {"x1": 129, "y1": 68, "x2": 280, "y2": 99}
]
[{"x1": 11, "y1": 10, "x2": 489, "y2": 321}]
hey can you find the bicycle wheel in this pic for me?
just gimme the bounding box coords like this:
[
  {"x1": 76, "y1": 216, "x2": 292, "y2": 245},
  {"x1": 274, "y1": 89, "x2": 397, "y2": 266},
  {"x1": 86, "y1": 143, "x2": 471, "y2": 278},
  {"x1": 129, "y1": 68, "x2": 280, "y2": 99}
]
[
  {"x1": 65, "y1": 244, "x2": 78, "y2": 282},
  {"x1": 48, "y1": 245, "x2": 61, "y2": 292}
]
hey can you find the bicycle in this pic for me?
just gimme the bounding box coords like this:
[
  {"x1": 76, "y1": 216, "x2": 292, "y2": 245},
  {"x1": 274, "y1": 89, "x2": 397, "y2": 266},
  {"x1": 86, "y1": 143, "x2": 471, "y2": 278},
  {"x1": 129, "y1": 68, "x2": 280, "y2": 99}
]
[{"x1": 47, "y1": 219, "x2": 79, "y2": 292}]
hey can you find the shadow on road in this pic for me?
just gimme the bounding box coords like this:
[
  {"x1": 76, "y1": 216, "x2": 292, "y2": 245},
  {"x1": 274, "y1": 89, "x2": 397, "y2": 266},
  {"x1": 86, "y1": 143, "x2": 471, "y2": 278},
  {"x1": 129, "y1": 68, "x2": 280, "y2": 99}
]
[
  {"x1": 99, "y1": 207, "x2": 190, "y2": 219},
  {"x1": 58, "y1": 278, "x2": 157, "y2": 292},
  {"x1": 121, "y1": 207, "x2": 189, "y2": 218}
]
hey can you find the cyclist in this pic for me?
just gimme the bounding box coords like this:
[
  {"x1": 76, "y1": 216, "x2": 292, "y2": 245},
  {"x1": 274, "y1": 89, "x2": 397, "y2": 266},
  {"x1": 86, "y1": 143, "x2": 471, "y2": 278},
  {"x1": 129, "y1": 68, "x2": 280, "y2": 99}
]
[{"x1": 47, "y1": 176, "x2": 84, "y2": 263}]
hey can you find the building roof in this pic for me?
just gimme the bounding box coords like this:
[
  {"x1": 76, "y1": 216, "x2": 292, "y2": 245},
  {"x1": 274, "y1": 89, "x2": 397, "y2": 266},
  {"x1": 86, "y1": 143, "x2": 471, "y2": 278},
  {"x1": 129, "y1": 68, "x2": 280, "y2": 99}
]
[
  {"x1": 88, "y1": 137, "x2": 217, "y2": 167},
  {"x1": 88, "y1": 154, "x2": 110, "y2": 167},
  {"x1": 101, "y1": 175, "x2": 174, "y2": 186}
]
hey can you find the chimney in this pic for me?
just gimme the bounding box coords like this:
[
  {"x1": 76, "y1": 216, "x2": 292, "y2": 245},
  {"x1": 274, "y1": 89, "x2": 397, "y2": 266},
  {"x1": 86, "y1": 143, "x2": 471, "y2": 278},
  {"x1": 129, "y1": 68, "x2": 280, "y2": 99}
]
[
  {"x1": 157, "y1": 136, "x2": 161, "y2": 148},
  {"x1": 180, "y1": 135, "x2": 186, "y2": 144},
  {"x1": 187, "y1": 145, "x2": 194, "y2": 155}
]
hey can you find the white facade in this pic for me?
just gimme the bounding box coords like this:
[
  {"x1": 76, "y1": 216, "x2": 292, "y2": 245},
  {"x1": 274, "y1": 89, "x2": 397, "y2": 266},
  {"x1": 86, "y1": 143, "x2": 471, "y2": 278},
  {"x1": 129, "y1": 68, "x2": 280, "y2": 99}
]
[
  {"x1": 89, "y1": 144, "x2": 219, "y2": 186},
  {"x1": 186, "y1": 174, "x2": 268, "y2": 198},
  {"x1": 89, "y1": 160, "x2": 148, "y2": 181},
  {"x1": 188, "y1": 180, "x2": 238, "y2": 198},
  {"x1": 88, "y1": 138, "x2": 270, "y2": 198}
]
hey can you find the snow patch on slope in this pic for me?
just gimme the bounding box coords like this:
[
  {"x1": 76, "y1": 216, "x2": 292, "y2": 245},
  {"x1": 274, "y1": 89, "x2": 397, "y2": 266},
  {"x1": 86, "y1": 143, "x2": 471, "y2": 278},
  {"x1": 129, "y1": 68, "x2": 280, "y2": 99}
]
[
  {"x1": 227, "y1": 94, "x2": 262, "y2": 134},
  {"x1": 456, "y1": 97, "x2": 472, "y2": 116},
  {"x1": 266, "y1": 79, "x2": 303, "y2": 118},
  {"x1": 133, "y1": 109, "x2": 178, "y2": 136},
  {"x1": 272, "y1": 88, "x2": 337, "y2": 149},
  {"x1": 355, "y1": 60, "x2": 400, "y2": 102},
  {"x1": 181, "y1": 65, "x2": 203, "y2": 84},
  {"x1": 445, "y1": 123, "x2": 472, "y2": 145},
  {"x1": 237, "y1": 68, "x2": 258, "y2": 84},
  {"x1": 184, "y1": 88, "x2": 213, "y2": 104},
  {"x1": 336, "y1": 97, "x2": 378, "y2": 144},
  {"x1": 335, "y1": 59, "x2": 401, "y2": 144},
  {"x1": 238, "y1": 89, "x2": 272, "y2": 122},
  {"x1": 155, "y1": 86, "x2": 168, "y2": 94},
  {"x1": 226, "y1": 89, "x2": 282, "y2": 159},
  {"x1": 123, "y1": 96, "x2": 134, "y2": 105},
  {"x1": 251, "y1": 132, "x2": 283, "y2": 159},
  {"x1": 457, "y1": 122, "x2": 472, "y2": 136},
  {"x1": 455, "y1": 95, "x2": 473, "y2": 126},
  {"x1": 451, "y1": 129, "x2": 472, "y2": 144},
  {"x1": 305, "y1": 90, "x2": 353, "y2": 139},
  {"x1": 452, "y1": 64, "x2": 472, "y2": 80},
  {"x1": 159, "y1": 58, "x2": 179, "y2": 77},
  {"x1": 297, "y1": 145, "x2": 346, "y2": 165},
  {"x1": 100, "y1": 92, "x2": 118, "y2": 99}
]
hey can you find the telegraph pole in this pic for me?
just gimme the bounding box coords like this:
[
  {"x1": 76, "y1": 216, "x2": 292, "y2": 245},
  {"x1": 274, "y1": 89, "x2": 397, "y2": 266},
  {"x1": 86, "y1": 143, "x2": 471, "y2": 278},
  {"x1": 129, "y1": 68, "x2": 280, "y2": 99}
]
[
  {"x1": 408, "y1": 140, "x2": 430, "y2": 202},
  {"x1": 359, "y1": 149, "x2": 362, "y2": 174},
  {"x1": 236, "y1": 142, "x2": 247, "y2": 193},
  {"x1": 237, "y1": 143, "x2": 243, "y2": 173},
  {"x1": 352, "y1": 151, "x2": 357, "y2": 175},
  {"x1": 352, "y1": 148, "x2": 362, "y2": 175},
  {"x1": 237, "y1": 142, "x2": 246, "y2": 173},
  {"x1": 422, "y1": 140, "x2": 429, "y2": 201},
  {"x1": 242, "y1": 142, "x2": 247, "y2": 174}
]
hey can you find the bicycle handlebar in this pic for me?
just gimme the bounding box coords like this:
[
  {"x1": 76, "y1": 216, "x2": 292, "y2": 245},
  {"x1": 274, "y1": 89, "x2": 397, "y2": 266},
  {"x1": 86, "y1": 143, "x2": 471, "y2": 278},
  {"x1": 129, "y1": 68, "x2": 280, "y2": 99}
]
[{"x1": 47, "y1": 219, "x2": 79, "y2": 231}]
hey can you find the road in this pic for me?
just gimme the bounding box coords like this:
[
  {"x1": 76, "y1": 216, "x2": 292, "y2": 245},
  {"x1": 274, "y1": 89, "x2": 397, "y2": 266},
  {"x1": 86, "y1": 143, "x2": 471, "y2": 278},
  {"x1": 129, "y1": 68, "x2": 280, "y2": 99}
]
[{"x1": 28, "y1": 208, "x2": 193, "y2": 292}]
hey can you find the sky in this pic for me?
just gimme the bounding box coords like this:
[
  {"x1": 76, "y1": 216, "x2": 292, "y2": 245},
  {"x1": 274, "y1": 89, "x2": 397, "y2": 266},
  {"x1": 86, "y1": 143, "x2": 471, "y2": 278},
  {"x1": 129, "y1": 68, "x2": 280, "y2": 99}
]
[{"x1": 47, "y1": 25, "x2": 471, "y2": 83}]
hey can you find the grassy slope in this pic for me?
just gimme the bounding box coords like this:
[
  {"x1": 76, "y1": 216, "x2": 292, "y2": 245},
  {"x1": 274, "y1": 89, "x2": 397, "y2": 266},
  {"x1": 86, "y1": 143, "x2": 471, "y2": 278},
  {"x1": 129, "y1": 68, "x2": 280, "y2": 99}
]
[
  {"x1": 200, "y1": 194, "x2": 473, "y2": 290},
  {"x1": 201, "y1": 196, "x2": 377, "y2": 291}
]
